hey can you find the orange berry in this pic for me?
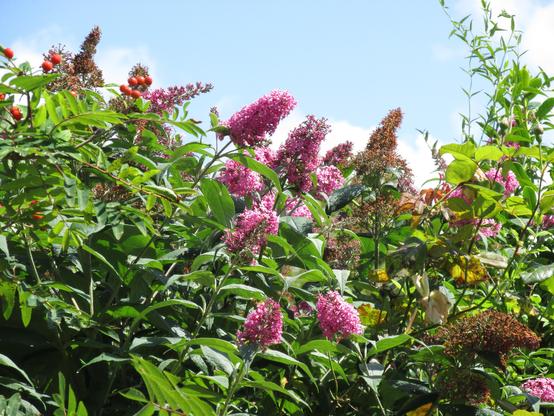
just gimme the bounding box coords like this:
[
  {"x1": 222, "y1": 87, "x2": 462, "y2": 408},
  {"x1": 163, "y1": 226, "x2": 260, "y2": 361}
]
[
  {"x1": 41, "y1": 60, "x2": 53, "y2": 72},
  {"x1": 51, "y1": 53, "x2": 62, "y2": 65},
  {"x1": 3, "y1": 48, "x2": 14, "y2": 59}
]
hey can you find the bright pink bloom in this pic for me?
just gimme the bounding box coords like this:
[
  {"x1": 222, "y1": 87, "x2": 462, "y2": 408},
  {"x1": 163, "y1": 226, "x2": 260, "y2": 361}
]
[
  {"x1": 237, "y1": 298, "x2": 283, "y2": 349},
  {"x1": 256, "y1": 192, "x2": 312, "y2": 220},
  {"x1": 226, "y1": 90, "x2": 296, "y2": 147},
  {"x1": 448, "y1": 186, "x2": 473, "y2": 205},
  {"x1": 323, "y1": 141, "x2": 353, "y2": 167},
  {"x1": 485, "y1": 168, "x2": 519, "y2": 197},
  {"x1": 143, "y1": 82, "x2": 213, "y2": 114},
  {"x1": 317, "y1": 291, "x2": 363, "y2": 341},
  {"x1": 452, "y1": 218, "x2": 501, "y2": 239},
  {"x1": 315, "y1": 165, "x2": 344, "y2": 198},
  {"x1": 223, "y1": 207, "x2": 279, "y2": 256},
  {"x1": 219, "y1": 159, "x2": 264, "y2": 197},
  {"x1": 277, "y1": 115, "x2": 331, "y2": 192},
  {"x1": 254, "y1": 146, "x2": 278, "y2": 169},
  {"x1": 542, "y1": 214, "x2": 554, "y2": 229},
  {"x1": 522, "y1": 378, "x2": 554, "y2": 402}
]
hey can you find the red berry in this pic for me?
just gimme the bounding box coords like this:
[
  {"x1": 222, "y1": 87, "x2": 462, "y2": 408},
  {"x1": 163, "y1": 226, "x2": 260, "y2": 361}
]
[
  {"x1": 136, "y1": 76, "x2": 145, "y2": 85},
  {"x1": 0, "y1": 93, "x2": 5, "y2": 101},
  {"x1": 42, "y1": 60, "x2": 53, "y2": 72},
  {"x1": 120, "y1": 84, "x2": 132, "y2": 95},
  {"x1": 144, "y1": 76, "x2": 153, "y2": 86},
  {"x1": 70, "y1": 90, "x2": 78, "y2": 97},
  {"x1": 51, "y1": 53, "x2": 62, "y2": 65},
  {"x1": 32, "y1": 213, "x2": 44, "y2": 220},
  {"x1": 3, "y1": 48, "x2": 14, "y2": 60},
  {"x1": 10, "y1": 106, "x2": 22, "y2": 121},
  {"x1": 130, "y1": 90, "x2": 142, "y2": 99},
  {"x1": 128, "y1": 77, "x2": 138, "y2": 86},
  {"x1": 30, "y1": 200, "x2": 39, "y2": 205}
]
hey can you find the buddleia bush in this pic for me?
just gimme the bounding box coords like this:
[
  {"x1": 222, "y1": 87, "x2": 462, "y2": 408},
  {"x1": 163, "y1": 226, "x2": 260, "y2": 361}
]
[{"x1": 0, "y1": 2, "x2": 553, "y2": 415}]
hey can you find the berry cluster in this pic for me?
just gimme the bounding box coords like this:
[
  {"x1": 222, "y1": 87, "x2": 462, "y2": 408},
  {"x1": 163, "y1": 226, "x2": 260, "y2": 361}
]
[
  {"x1": 41, "y1": 53, "x2": 62, "y2": 73},
  {"x1": 119, "y1": 75, "x2": 153, "y2": 99}
]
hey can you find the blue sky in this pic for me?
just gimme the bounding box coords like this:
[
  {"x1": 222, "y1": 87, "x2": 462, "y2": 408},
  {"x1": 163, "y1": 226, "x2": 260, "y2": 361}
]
[{"x1": 3, "y1": 0, "x2": 551, "y2": 185}]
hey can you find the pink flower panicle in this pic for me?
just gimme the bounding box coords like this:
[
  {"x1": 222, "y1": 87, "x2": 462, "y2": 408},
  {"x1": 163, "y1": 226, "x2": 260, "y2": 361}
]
[
  {"x1": 219, "y1": 159, "x2": 264, "y2": 197},
  {"x1": 448, "y1": 186, "x2": 473, "y2": 205},
  {"x1": 237, "y1": 298, "x2": 283, "y2": 349},
  {"x1": 315, "y1": 165, "x2": 344, "y2": 199},
  {"x1": 316, "y1": 291, "x2": 363, "y2": 341},
  {"x1": 542, "y1": 214, "x2": 554, "y2": 229},
  {"x1": 226, "y1": 90, "x2": 297, "y2": 147},
  {"x1": 143, "y1": 82, "x2": 213, "y2": 114},
  {"x1": 278, "y1": 115, "x2": 332, "y2": 192},
  {"x1": 323, "y1": 141, "x2": 353, "y2": 167},
  {"x1": 453, "y1": 218, "x2": 502, "y2": 239},
  {"x1": 256, "y1": 192, "x2": 313, "y2": 220},
  {"x1": 254, "y1": 146, "x2": 278, "y2": 169},
  {"x1": 223, "y1": 207, "x2": 279, "y2": 256},
  {"x1": 485, "y1": 168, "x2": 519, "y2": 197},
  {"x1": 522, "y1": 378, "x2": 554, "y2": 402}
]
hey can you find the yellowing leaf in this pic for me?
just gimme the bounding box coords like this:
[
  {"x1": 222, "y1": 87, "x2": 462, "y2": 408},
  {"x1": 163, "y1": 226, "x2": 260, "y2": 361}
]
[
  {"x1": 512, "y1": 410, "x2": 543, "y2": 416},
  {"x1": 358, "y1": 304, "x2": 387, "y2": 326},
  {"x1": 450, "y1": 256, "x2": 490, "y2": 285},
  {"x1": 369, "y1": 269, "x2": 389, "y2": 283},
  {"x1": 406, "y1": 402, "x2": 433, "y2": 416}
]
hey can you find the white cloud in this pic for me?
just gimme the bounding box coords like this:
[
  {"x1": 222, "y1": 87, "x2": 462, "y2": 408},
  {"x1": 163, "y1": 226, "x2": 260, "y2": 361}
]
[
  {"x1": 11, "y1": 26, "x2": 65, "y2": 67},
  {"x1": 454, "y1": 0, "x2": 554, "y2": 73}
]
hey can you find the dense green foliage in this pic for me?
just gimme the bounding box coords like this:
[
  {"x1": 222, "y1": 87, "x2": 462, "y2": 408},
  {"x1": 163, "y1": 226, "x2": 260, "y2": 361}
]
[{"x1": 0, "y1": 3, "x2": 553, "y2": 415}]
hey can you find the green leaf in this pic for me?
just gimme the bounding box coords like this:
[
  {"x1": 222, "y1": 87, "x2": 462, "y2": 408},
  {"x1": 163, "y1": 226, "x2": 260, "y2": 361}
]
[
  {"x1": 82, "y1": 244, "x2": 123, "y2": 281},
  {"x1": 367, "y1": 334, "x2": 412, "y2": 356},
  {"x1": 536, "y1": 97, "x2": 554, "y2": 119},
  {"x1": 10, "y1": 74, "x2": 59, "y2": 90},
  {"x1": 0, "y1": 354, "x2": 33, "y2": 386},
  {"x1": 475, "y1": 146, "x2": 504, "y2": 162},
  {"x1": 230, "y1": 153, "x2": 282, "y2": 192},
  {"x1": 200, "y1": 178, "x2": 235, "y2": 227},
  {"x1": 260, "y1": 349, "x2": 314, "y2": 381},
  {"x1": 295, "y1": 340, "x2": 350, "y2": 355},
  {"x1": 521, "y1": 263, "x2": 554, "y2": 283},
  {"x1": 445, "y1": 159, "x2": 477, "y2": 185},
  {"x1": 185, "y1": 338, "x2": 238, "y2": 355},
  {"x1": 200, "y1": 346, "x2": 234, "y2": 376},
  {"x1": 219, "y1": 284, "x2": 266, "y2": 300},
  {"x1": 326, "y1": 184, "x2": 364, "y2": 213},
  {"x1": 440, "y1": 142, "x2": 476, "y2": 159}
]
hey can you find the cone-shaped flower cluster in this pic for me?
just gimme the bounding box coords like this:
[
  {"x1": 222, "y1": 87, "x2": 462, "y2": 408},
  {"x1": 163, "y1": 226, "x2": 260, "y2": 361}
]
[
  {"x1": 315, "y1": 165, "x2": 344, "y2": 199},
  {"x1": 522, "y1": 377, "x2": 554, "y2": 402},
  {"x1": 278, "y1": 115, "x2": 331, "y2": 192},
  {"x1": 237, "y1": 298, "x2": 283, "y2": 349},
  {"x1": 223, "y1": 206, "x2": 279, "y2": 258},
  {"x1": 317, "y1": 291, "x2": 363, "y2": 341},
  {"x1": 219, "y1": 160, "x2": 264, "y2": 197},
  {"x1": 226, "y1": 90, "x2": 296, "y2": 147}
]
